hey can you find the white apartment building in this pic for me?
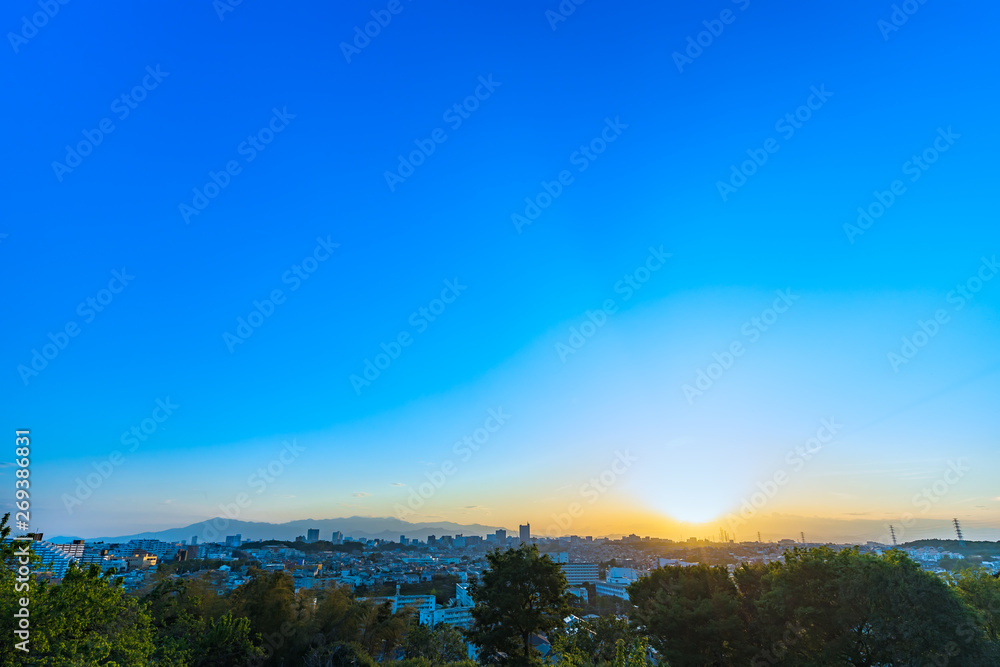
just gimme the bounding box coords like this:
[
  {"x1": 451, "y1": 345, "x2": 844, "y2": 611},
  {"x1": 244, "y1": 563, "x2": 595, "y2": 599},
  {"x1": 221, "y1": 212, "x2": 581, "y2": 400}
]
[{"x1": 560, "y1": 562, "x2": 599, "y2": 585}]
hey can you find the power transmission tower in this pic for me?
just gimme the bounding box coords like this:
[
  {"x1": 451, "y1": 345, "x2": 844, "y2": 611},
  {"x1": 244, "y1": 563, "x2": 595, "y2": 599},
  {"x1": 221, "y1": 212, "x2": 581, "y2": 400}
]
[
  {"x1": 953, "y1": 518, "x2": 964, "y2": 546},
  {"x1": 889, "y1": 525, "x2": 897, "y2": 547},
  {"x1": 757, "y1": 531, "x2": 761, "y2": 544}
]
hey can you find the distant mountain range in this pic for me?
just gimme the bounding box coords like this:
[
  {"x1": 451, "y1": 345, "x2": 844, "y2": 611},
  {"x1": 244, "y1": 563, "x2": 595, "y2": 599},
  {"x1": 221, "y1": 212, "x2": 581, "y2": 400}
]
[{"x1": 49, "y1": 516, "x2": 509, "y2": 545}]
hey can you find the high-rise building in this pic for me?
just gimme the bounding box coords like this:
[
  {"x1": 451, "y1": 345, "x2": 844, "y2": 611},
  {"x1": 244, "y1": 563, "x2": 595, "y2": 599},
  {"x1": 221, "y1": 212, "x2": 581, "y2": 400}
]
[
  {"x1": 307, "y1": 529, "x2": 320, "y2": 543},
  {"x1": 519, "y1": 524, "x2": 530, "y2": 543},
  {"x1": 191, "y1": 536, "x2": 198, "y2": 545},
  {"x1": 331, "y1": 531, "x2": 343, "y2": 545},
  {"x1": 225, "y1": 535, "x2": 242, "y2": 547},
  {"x1": 400, "y1": 534, "x2": 406, "y2": 545},
  {"x1": 495, "y1": 529, "x2": 506, "y2": 543}
]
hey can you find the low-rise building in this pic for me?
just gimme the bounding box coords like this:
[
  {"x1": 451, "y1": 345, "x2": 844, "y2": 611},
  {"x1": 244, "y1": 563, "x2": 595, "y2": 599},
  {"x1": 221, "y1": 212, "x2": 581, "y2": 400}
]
[
  {"x1": 561, "y1": 562, "x2": 599, "y2": 585},
  {"x1": 595, "y1": 581, "x2": 629, "y2": 601}
]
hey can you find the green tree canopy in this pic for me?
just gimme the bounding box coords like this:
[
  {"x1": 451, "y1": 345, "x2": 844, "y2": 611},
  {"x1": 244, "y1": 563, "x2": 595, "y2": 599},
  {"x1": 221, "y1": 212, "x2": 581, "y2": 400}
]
[
  {"x1": 402, "y1": 619, "x2": 469, "y2": 662},
  {"x1": 948, "y1": 567, "x2": 1000, "y2": 645},
  {"x1": 466, "y1": 543, "x2": 575, "y2": 665},
  {"x1": 9, "y1": 563, "x2": 157, "y2": 666},
  {"x1": 628, "y1": 562, "x2": 749, "y2": 666},
  {"x1": 628, "y1": 546, "x2": 1000, "y2": 666},
  {"x1": 750, "y1": 547, "x2": 996, "y2": 665}
]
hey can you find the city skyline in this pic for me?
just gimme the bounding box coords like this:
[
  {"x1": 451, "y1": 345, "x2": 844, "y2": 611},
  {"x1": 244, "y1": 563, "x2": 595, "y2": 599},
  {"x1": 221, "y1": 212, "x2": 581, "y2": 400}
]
[{"x1": 3, "y1": 1, "x2": 999, "y2": 546}]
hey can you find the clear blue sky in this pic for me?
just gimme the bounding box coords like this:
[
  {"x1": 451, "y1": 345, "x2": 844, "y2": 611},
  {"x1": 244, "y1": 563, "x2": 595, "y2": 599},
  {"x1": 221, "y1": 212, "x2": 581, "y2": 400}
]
[{"x1": 2, "y1": 0, "x2": 998, "y2": 542}]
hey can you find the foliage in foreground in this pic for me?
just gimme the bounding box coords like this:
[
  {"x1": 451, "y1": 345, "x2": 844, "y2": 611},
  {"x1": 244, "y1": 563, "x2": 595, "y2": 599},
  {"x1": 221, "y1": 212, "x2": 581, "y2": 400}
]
[{"x1": 627, "y1": 546, "x2": 1000, "y2": 666}]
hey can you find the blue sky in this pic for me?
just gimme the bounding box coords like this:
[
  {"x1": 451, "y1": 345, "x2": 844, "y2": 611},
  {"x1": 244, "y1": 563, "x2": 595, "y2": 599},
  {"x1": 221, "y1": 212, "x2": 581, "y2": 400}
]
[{"x1": 2, "y1": 0, "x2": 998, "y2": 541}]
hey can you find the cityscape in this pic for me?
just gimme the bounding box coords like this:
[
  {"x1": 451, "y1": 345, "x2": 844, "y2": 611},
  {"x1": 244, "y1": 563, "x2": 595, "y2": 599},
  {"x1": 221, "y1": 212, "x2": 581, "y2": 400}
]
[
  {"x1": 27, "y1": 519, "x2": 1000, "y2": 594},
  {"x1": 4, "y1": 0, "x2": 1000, "y2": 665},
  {"x1": 14, "y1": 518, "x2": 999, "y2": 658}
]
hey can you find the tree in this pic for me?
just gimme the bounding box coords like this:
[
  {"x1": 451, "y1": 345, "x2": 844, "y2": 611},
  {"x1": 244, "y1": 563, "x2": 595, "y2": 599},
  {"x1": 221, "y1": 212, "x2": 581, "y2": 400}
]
[
  {"x1": 552, "y1": 615, "x2": 645, "y2": 665},
  {"x1": 403, "y1": 619, "x2": 469, "y2": 662},
  {"x1": 354, "y1": 600, "x2": 409, "y2": 660},
  {"x1": 466, "y1": 543, "x2": 575, "y2": 665},
  {"x1": 13, "y1": 563, "x2": 158, "y2": 666},
  {"x1": 628, "y1": 562, "x2": 750, "y2": 666},
  {"x1": 229, "y1": 569, "x2": 297, "y2": 638},
  {"x1": 949, "y1": 567, "x2": 1000, "y2": 644},
  {"x1": 302, "y1": 640, "x2": 378, "y2": 667},
  {"x1": 628, "y1": 548, "x2": 1000, "y2": 666},
  {"x1": 749, "y1": 547, "x2": 997, "y2": 666},
  {"x1": 308, "y1": 584, "x2": 362, "y2": 645},
  {"x1": 613, "y1": 637, "x2": 654, "y2": 667},
  {"x1": 193, "y1": 611, "x2": 267, "y2": 666},
  {"x1": 0, "y1": 512, "x2": 36, "y2": 665}
]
